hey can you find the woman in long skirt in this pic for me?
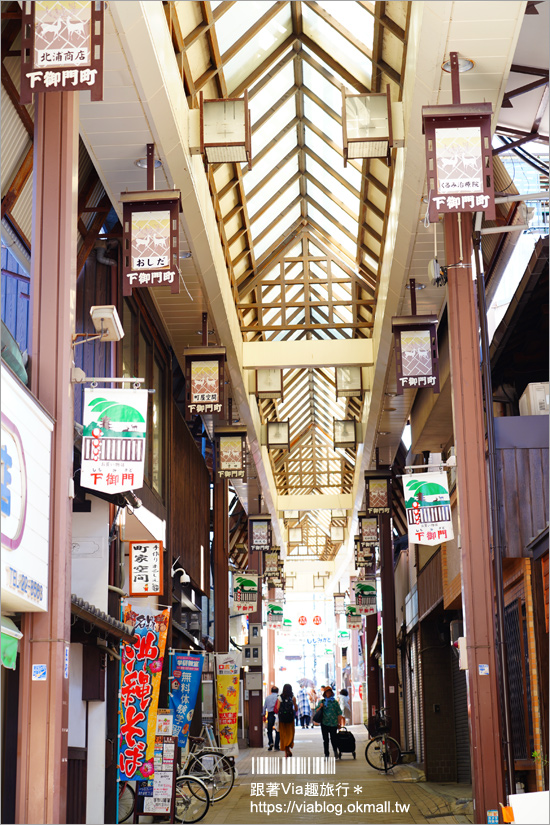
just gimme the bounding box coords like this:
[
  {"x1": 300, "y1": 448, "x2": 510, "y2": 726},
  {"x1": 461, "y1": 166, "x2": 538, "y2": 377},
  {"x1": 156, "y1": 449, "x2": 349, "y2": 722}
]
[{"x1": 275, "y1": 684, "x2": 298, "y2": 757}]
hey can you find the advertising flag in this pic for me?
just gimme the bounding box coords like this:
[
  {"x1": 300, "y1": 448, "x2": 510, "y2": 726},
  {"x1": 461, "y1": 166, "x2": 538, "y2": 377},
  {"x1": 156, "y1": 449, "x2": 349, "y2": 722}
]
[
  {"x1": 169, "y1": 652, "x2": 204, "y2": 749},
  {"x1": 119, "y1": 604, "x2": 170, "y2": 781},
  {"x1": 215, "y1": 653, "x2": 240, "y2": 757}
]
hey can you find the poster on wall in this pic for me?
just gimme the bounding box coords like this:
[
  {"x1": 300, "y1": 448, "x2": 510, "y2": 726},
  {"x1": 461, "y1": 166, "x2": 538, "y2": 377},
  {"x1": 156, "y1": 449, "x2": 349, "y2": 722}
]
[
  {"x1": 215, "y1": 652, "x2": 241, "y2": 757},
  {"x1": 168, "y1": 652, "x2": 204, "y2": 749},
  {"x1": 232, "y1": 573, "x2": 258, "y2": 613},
  {"x1": 119, "y1": 604, "x2": 170, "y2": 781},
  {"x1": 352, "y1": 580, "x2": 377, "y2": 615},
  {"x1": 20, "y1": 1, "x2": 104, "y2": 103},
  {"x1": 404, "y1": 471, "x2": 453, "y2": 546},
  {"x1": 80, "y1": 388, "x2": 148, "y2": 494},
  {"x1": 129, "y1": 542, "x2": 163, "y2": 597}
]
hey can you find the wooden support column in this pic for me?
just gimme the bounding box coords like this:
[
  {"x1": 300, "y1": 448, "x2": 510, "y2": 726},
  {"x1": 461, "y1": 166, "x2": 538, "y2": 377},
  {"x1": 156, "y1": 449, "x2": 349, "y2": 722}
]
[
  {"x1": 266, "y1": 584, "x2": 276, "y2": 691},
  {"x1": 365, "y1": 613, "x2": 380, "y2": 719},
  {"x1": 444, "y1": 212, "x2": 506, "y2": 820},
  {"x1": 16, "y1": 91, "x2": 78, "y2": 825},
  {"x1": 247, "y1": 544, "x2": 263, "y2": 748},
  {"x1": 379, "y1": 507, "x2": 400, "y2": 731},
  {"x1": 213, "y1": 477, "x2": 229, "y2": 652}
]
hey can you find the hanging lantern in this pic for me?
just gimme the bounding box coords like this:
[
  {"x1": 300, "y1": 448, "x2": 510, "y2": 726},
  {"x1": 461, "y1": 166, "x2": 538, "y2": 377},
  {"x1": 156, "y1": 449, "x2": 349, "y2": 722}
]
[
  {"x1": 288, "y1": 527, "x2": 302, "y2": 544},
  {"x1": 422, "y1": 101, "x2": 495, "y2": 222},
  {"x1": 266, "y1": 420, "x2": 290, "y2": 451},
  {"x1": 335, "y1": 366, "x2": 362, "y2": 398},
  {"x1": 120, "y1": 190, "x2": 182, "y2": 297},
  {"x1": 200, "y1": 91, "x2": 252, "y2": 169},
  {"x1": 183, "y1": 347, "x2": 226, "y2": 419},
  {"x1": 215, "y1": 426, "x2": 247, "y2": 480},
  {"x1": 334, "y1": 419, "x2": 357, "y2": 450},
  {"x1": 248, "y1": 515, "x2": 272, "y2": 552},
  {"x1": 334, "y1": 593, "x2": 346, "y2": 615},
  {"x1": 342, "y1": 86, "x2": 393, "y2": 164},
  {"x1": 330, "y1": 524, "x2": 345, "y2": 543},
  {"x1": 256, "y1": 368, "x2": 283, "y2": 400},
  {"x1": 20, "y1": 1, "x2": 104, "y2": 103},
  {"x1": 392, "y1": 314, "x2": 440, "y2": 395}
]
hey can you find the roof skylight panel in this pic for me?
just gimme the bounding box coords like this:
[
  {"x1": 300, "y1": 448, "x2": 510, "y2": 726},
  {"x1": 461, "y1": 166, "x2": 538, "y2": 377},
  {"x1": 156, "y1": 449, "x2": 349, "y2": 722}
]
[
  {"x1": 302, "y1": 4, "x2": 372, "y2": 88},
  {"x1": 242, "y1": 129, "x2": 297, "y2": 193},
  {"x1": 215, "y1": 1, "x2": 277, "y2": 55},
  {"x1": 307, "y1": 180, "x2": 358, "y2": 237},
  {"x1": 249, "y1": 61, "x2": 295, "y2": 124},
  {"x1": 250, "y1": 180, "x2": 300, "y2": 237},
  {"x1": 303, "y1": 126, "x2": 362, "y2": 189},
  {"x1": 306, "y1": 156, "x2": 360, "y2": 211},
  {"x1": 307, "y1": 204, "x2": 356, "y2": 258},
  {"x1": 223, "y1": 6, "x2": 293, "y2": 94},
  {"x1": 254, "y1": 203, "x2": 301, "y2": 259},
  {"x1": 252, "y1": 97, "x2": 297, "y2": 157}
]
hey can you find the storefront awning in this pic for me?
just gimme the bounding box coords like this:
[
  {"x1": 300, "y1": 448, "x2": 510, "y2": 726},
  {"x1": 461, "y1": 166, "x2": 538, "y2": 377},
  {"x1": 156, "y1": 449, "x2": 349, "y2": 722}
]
[
  {"x1": 71, "y1": 595, "x2": 136, "y2": 643},
  {"x1": 1, "y1": 616, "x2": 23, "y2": 670}
]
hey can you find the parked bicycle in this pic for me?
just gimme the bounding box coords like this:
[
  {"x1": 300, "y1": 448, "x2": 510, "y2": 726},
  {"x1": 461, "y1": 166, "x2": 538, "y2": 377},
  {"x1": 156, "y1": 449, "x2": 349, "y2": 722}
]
[
  {"x1": 118, "y1": 775, "x2": 210, "y2": 824},
  {"x1": 176, "y1": 725, "x2": 235, "y2": 803},
  {"x1": 364, "y1": 708, "x2": 401, "y2": 772},
  {"x1": 118, "y1": 781, "x2": 135, "y2": 823}
]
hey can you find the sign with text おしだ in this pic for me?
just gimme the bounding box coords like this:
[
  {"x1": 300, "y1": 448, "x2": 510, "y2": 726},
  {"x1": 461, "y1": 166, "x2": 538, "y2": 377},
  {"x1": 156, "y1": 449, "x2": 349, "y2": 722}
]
[
  {"x1": 80, "y1": 388, "x2": 148, "y2": 495},
  {"x1": 404, "y1": 471, "x2": 453, "y2": 547}
]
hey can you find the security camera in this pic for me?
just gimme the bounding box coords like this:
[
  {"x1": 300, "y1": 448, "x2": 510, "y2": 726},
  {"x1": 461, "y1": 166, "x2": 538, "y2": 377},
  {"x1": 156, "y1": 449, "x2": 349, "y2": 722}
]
[{"x1": 171, "y1": 556, "x2": 190, "y2": 584}]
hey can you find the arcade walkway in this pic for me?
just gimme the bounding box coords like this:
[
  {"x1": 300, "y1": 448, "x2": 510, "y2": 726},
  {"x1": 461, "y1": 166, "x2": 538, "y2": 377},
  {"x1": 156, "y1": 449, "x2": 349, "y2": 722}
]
[{"x1": 203, "y1": 725, "x2": 473, "y2": 825}]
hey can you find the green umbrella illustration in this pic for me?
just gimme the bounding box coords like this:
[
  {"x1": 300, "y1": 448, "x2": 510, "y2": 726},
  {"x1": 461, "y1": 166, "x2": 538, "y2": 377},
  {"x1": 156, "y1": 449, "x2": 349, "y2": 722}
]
[
  {"x1": 355, "y1": 581, "x2": 376, "y2": 594},
  {"x1": 404, "y1": 478, "x2": 449, "y2": 508},
  {"x1": 235, "y1": 576, "x2": 257, "y2": 590}
]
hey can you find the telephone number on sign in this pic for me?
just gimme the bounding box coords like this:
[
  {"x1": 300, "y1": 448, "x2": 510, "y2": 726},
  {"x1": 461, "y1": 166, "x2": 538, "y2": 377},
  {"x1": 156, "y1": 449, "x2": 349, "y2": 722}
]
[{"x1": 5, "y1": 566, "x2": 44, "y2": 603}]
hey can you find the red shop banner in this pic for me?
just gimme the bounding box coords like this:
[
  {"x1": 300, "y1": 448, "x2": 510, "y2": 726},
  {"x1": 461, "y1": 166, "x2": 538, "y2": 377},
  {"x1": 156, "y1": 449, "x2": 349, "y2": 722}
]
[{"x1": 118, "y1": 604, "x2": 170, "y2": 781}]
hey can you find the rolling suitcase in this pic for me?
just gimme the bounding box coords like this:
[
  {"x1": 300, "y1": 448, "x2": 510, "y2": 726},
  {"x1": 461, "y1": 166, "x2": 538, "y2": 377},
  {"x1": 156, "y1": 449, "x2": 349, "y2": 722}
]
[{"x1": 336, "y1": 726, "x2": 356, "y2": 759}]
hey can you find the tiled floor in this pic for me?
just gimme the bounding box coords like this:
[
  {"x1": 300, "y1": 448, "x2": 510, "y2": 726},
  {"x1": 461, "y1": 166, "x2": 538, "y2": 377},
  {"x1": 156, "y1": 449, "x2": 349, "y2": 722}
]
[{"x1": 203, "y1": 725, "x2": 473, "y2": 825}]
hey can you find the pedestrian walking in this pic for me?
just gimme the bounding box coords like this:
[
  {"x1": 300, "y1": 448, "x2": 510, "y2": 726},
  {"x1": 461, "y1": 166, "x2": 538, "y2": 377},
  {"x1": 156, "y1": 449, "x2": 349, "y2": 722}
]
[
  {"x1": 297, "y1": 685, "x2": 312, "y2": 728},
  {"x1": 263, "y1": 685, "x2": 280, "y2": 751},
  {"x1": 275, "y1": 683, "x2": 298, "y2": 758},
  {"x1": 338, "y1": 688, "x2": 352, "y2": 727},
  {"x1": 313, "y1": 686, "x2": 342, "y2": 759}
]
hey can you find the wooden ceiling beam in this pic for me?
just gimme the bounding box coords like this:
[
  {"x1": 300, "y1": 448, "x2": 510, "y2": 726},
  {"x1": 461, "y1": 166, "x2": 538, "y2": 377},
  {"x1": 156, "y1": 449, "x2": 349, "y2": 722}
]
[
  {"x1": 252, "y1": 85, "x2": 299, "y2": 134},
  {"x1": 220, "y1": 2, "x2": 289, "y2": 66},
  {"x1": 300, "y1": 33, "x2": 368, "y2": 93},
  {"x1": 245, "y1": 144, "x2": 299, "y2": 194},
  {"x1": 1, "y1": 143, "x2": 33, "y2": 220},
  {"x1": 247, "y1": 46, "x2": 296, "y2": 100},
  {"x1": 2, "y1": 65, "x2": 33, "y2": 138},
  {"x1": 233, "y1": 34, "x2": 298, "y2": 97}
]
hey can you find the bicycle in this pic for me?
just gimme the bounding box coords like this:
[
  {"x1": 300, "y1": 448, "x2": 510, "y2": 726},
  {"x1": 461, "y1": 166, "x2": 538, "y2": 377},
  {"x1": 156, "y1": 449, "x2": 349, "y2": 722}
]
[
  {"x1": 364, "y1": 708, "x2": 402, "y2": 773},
  {"x1": 174, "y1": 775, "x2": 210, "y2": 823},
  {"x1": 118, "y1": 781, "x2": 135, "y2": 823},
  {"x1": 176, "y1": 727, "x2": 235, "y2": 803}
]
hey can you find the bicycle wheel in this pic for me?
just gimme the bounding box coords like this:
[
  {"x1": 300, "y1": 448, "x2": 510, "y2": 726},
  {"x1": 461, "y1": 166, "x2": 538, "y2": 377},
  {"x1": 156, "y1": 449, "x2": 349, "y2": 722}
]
[
  {"x1": 383, "y1": 736, "x2": 401, "y2": 769},
  {"x1": 187, "y1": 750, "x2": 235, "y2": 802},
  {"x1": 118, "y1": 782, "x2": 135, "y2": 823},
  {"x1": 175, "y1": 776, "x2": 210, "y2": 823},
  {"x1": 365, "y1": 736, "x2": 401, "y2": 771}
]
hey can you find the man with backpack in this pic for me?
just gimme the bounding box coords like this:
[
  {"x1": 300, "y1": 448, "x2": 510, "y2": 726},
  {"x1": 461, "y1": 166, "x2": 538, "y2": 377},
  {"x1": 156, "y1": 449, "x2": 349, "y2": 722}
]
[{"x1": 263, "y1": 685, "x2": 280, "y2": 751}]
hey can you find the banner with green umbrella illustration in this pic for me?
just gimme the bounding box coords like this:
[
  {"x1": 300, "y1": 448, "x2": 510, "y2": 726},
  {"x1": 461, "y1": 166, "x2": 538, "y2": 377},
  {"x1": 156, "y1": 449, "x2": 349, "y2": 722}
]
[
  {"x1": 232, "y1": 573, "x2": 258, "y2": 613},
  {"x1": 345, "y1": 604, "x2": 363, "y2": 630},
  {"x1": 266, "y1": 601, "x2": 284, "y2": 627},
  {"x1": 352, "y1": 580, "x2": 377, "y2": 615},
  {"x1": 404, "y1": 471, "x2": 453, "y2": 546}
]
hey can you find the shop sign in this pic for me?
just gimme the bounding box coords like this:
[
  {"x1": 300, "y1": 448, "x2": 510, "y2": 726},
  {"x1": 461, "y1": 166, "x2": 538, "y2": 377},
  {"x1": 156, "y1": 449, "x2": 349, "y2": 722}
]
[
  {"x1": 184, "y1": 348, "x2": 226, "y2": 418},
  {"x1": 404, "y1": 471, "x2": 453, "y2": 546},
  {"x1": 352, "y1": 580, "x2": 377, "y2": 615},
  {"x1": 215, "y1": 653, "x2": 240, "y2": 757},
  {"x1": 232, "y1": 573, "x2": 258, "y2": 613},
  {"x1": 129, "y1": 542, "x2": 163, "y2": 597},
  {"x1": 215, "y1": 427, "x2": 247, "y2": 480},
  {"x1": 20, "y1": 1, "x2": 104, "y2": 103},
  {"x1": 313, "y1": 615, "x2": 322, "y2": 626},
  {"x1": 1, "y1": 364, "x2": 53, "y2": 612},
  {"x1": 359, "y1": 515, "x2": 378, "y2": 546},
  {"x1": 248, "y1": 516, "x2": 272, "y2": 552},
  {"x1": 345, "y1": 605, "x2": 363, "y2": 630},
  {"x1": 168, "y1": 652, "x2": 204, "y2": 748},
  {"x1": 119, "y1": 604, "x2": 170, "y2": 781},
  {"x1": 392, "y1": 315, "x2": 440, "y2": 395},
  {"x1": 80, "y1": 388, "x2": 148, "y2": 494},
  {"x1": 364, "y1": 473, "x2": 391, "y2": 517},
  {"x1": 298, "y1": 615, "x2": 307, "y2": 626},
  {"x1": 267, "y1": 602, "x2": 283, "y2": 628},
  {"x1": 264, "y1": 551, "x2": 279, "y2": 576}
]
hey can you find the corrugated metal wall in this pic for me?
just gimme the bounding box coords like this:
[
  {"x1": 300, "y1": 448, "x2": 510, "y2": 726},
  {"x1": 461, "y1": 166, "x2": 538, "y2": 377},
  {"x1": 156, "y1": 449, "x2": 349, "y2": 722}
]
[{"x1": 451, "y1": 651, "x2": 471, "y2": 783}]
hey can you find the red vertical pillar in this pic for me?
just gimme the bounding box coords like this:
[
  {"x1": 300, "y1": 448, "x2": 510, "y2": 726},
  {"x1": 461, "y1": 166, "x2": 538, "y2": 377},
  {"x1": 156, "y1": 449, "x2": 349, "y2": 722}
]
[
  {"x1": 247, "y1": 544, "x2": 263, "y2": 748},
  {"x1": 379, "y1": 508, "x2": 400, "y2": 732},
  {"x1": 17, "y1": 91, "x2": 78, "y2": 825},
  {"x1": 365, "y1": 613, "x2": 380, "y2": 719},
  {"x1": 444, "y1": 212, "x2": 506, "y2": 820}
]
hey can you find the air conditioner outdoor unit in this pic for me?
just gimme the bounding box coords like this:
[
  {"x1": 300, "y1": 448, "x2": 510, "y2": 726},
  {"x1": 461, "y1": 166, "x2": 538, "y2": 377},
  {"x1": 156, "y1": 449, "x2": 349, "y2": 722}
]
[{"x1": 518, "y1": 382, "x2": 549, "y2": 416}]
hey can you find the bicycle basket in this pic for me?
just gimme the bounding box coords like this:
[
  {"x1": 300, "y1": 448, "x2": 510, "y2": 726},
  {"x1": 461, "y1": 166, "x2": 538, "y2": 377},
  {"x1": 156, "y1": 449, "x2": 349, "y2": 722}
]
[{"x1": 368, "y1": 713, "x2": 391, "y2": 735}]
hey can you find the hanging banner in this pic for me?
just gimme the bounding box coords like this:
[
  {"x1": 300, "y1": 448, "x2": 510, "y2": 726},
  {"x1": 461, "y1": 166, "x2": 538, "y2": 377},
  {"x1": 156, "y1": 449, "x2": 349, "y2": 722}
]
[
  {"x1": 215, "y1": 427, "x2": 247, "y2": 480},
  {"x1": 215, "y1": 653, "x2": 240, "y2": 757},
  {"x1": 184, "y1": 348, "x2": 226, "y2": 418},
  {"x1": 81, "y1": 388, "x2": 148, "y2": 494},
  {"x1": 346, "y1": 605, "x2": 363, "y2": 631},
  {"x1": 264, "y1": 551, "x2": 280, "y2": 576},
  {"x1": 352, "y1": 580, "x2": 377, "y2": 615},
  {"x1": 248, "y1": 516, "x2": 272, "y2": 552},
  {"x1": 404, "y1": 471, "x2": 453, "y2": 546},
  {"x1": 266, "y1": 601, "x2": 283, "y2": 628},
  {"x1": 355, "y1": 547, "x2": 376, "y2": 577},
  {"x1": 119, "y1": 604, "x2": 170, "y2": 781},
  {"x1": 20, "y1": 1, "x2": 104, "y2": 104},
  {"x1": 359, "y1": 515, "x2": 378, "y2": 546},
  {"x1": 129, "y1": 542, "x2": 163, "y2": 597},
  {"x1": 168, "y1": 652, "x2": 204, "y2": 749},
  {"x1": 232, "y1": 573, "x2": 258, "y2": 613}
]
